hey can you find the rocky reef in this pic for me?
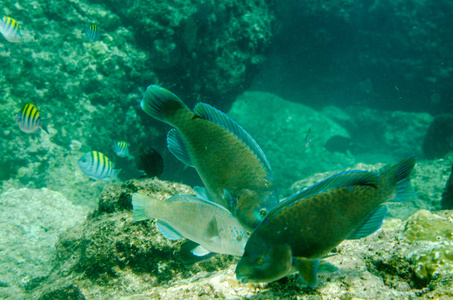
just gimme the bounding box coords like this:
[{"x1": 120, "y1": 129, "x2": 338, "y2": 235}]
[
  {"x1": 1, "y1": 0, "x2": 275, "y2": 200},
  {"x1": 228, "y1": 91, "x2": 433, "y2": 193},
  {"x1": 0, "y1": 156, "x2": 443, "y2": 299}
]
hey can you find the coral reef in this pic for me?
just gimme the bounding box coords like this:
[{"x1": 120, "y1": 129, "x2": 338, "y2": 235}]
[
  {"x1": 0, "y1": 159, "x2": 446, "y2": 299},
  {"x1": 1, "y1": 0, "x2": 275, "y2": 199}
]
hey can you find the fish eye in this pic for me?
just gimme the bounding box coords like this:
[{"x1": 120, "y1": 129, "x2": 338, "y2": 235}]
[
  {"x1": 236, "y1": 236, "x2": 242, "y2": 242},
  {"x1": 259, "y1": 209, "x2": 267, "y2": 217}
]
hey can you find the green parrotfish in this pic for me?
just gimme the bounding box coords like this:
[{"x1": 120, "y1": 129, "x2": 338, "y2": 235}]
[
  {"x1": 236, "y1": 157, "x2": 416, "y2": 287},
  {"x1": 140, "y1": 85, "x2": 279, "y2": 231}
]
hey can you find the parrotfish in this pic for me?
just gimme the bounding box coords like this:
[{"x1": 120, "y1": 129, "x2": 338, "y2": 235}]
[
  {"x1": 16, "y1": 103, "x2": 49, "y2": 134},
  {"x1": 236, "y1": 157, "x2": 416, "y2": 287},
  {"x1": 140, "y1": 85, "x2": 279, "y2": 230},
  {"x1": 78, "y1": 151, "x2": 121, "y2": 181},
  {"x1": 132, "y1": 193, "x2": 248, "y2": 256}
]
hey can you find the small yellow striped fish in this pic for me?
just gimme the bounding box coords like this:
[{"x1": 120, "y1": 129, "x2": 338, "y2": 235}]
[
  {"x1": 15, "y1": 103, "x2": 49, "y2": 134},
  {"x1": 83, "y1": 24, "x2": 99, "y2": 42},
  {"x1": 112, "y1": 141, "x2": 129, "y2": 158},
  {"x1": 78, "y1": 151, "x2": 121, "y2": 181},
  {"x1": 0, "y1": 16, "x2": 21, "y2": 43}
]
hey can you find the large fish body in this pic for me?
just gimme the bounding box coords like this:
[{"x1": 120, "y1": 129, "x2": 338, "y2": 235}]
[
  {"x1": 140, "y1": 85, "x2": 279, "y2": 230},
  {"x1": 132, "y1": 193, "x2": 248, "y2": 256},
  {"x1": 236, "y1": 157, "x2": 416, "y2": 286}
]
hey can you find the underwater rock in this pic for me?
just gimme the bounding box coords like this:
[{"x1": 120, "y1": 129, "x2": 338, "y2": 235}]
[
  {"x1": 325, "y1": 135, "x2": 354, "y2": 154},
  {"x1": 423, "y1": 114, "x2": 453, "y2": 160},
  {"x1": 228, "y1": 91, "x2": 351, "y2": 191},
  {"x1": 0, "y1": 188, "x2": 87, "y2": 299},
  {"x1": 24, "y1": 169, "x2": 453, "y2": 299},
  {"x1": 323, "y1": 106, "x2": 433, "y2": 160},
  {"x1": 441, "y1": 165, "x2": 453, "y2": 209},
  {"x1": 31, "y1": 178, "x2": 236, "y2": 299}
]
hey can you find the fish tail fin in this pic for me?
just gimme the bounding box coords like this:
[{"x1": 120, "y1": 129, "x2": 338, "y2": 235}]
[
  {"x1": 141, "y1": 85, "x2": 190, "y2": 125},
  {"x1": 131, "y1": 193, "x2": 152, "y2": 221},
  {"x1": 387, "y1": 156, "x2": 417, "y2": 202},
  {"x1": 41, "y1": 119, "x2": 49, "y2": 134},
  {"x1": 111, "y1": 168, "x2": 122, "y2": 182}
]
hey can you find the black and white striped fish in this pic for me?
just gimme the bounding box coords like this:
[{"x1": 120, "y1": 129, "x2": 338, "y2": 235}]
[
  {"x1": 0, "y1": 16, "x2": 21, "y2": 43},
  {"x1": 83, "y1": 24, "x2": 99, "y2": 42},
  {"x1": 15, "y1": 103, "x2": 49, "y2": 134},
  {"x1": 78, "y1": 151, "x2": 121, "y2": 181},
  {"x1": 112, "y1": 141, "x2": 130, "y2": 158}
]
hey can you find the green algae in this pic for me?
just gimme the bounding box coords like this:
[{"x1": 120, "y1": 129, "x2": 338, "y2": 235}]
[{"x1": 402, "y1": 210, "x2": 453, "y2": 284}]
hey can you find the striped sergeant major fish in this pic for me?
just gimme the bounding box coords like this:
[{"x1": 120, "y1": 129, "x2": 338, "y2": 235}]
[
  {"x1": 84, "y1": 24, "x2": 99, "y2": 42},
  {"x1": 16, "y1": 103, "x2": 49, "y2": 134},
  {"x1": 112, "y1": 140, "x2": 130, "y2": 158},
  {"x1": 78, "y1": 151, "x2": 121, "y2": 181},
  {"x1": 0, "y1": 16, "x2": 21, "y2": 43}
]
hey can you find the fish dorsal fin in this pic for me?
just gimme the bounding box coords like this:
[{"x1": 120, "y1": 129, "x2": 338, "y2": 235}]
[
  {"x1": 194, "y1": 103, "x2": 273, "y2": 177},
  {"x1": 293, "y1": 257, "x2": 320, "y2": 288},
  {"x1": 283, "y1": 171, "x2": 380, "y2": 204},
  {"x1": 206, "y1": 217, "x2": 219, "y2": 239},
  {"x1": 347, "y1": 204, "x2": 387, "y2": 240},
  {"x1": 191, "y1": 245, "x2": 212, "y2": 257},
  {"x1": 167, "y1": 128, "x2": 194, "y2": 167},
  {"x1": 156, "y1": 220, "x2": 185, "y2": 240},
  {"x1": 193, "y1": 187, "x2": 235, "y2": 213}
]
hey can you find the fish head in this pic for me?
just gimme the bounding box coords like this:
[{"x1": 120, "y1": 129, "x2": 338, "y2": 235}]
[
  {"x1": 221, "y1": 225, "x2": 249, "y2": 256},
  {"x1": 235, "y1": 234, "x2": 292, "y2": 283},
  {"x1": 77, "y1": 152, "x2": 91, "y2": 169},
  {"x1": 237, "y1": 188, "x2": 279, "y2": 230}
]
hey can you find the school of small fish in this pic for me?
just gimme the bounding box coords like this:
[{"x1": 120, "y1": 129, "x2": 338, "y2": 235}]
[
  {"x1": 4, "y1": 11, "x2": 418, "y2": 287},
  {"x1": 133, "y1": 84, "x2": 417, "y2": 287}
]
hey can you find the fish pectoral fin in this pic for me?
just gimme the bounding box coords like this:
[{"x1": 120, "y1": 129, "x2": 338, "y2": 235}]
[
  {"x1": 347, "y1": 204, "x2": 387, "y2": 240},
  {"x1": 167, "y1": 128, "x2": 194, "y2": 167},
  {"x1": 318, "y1": 260, "x2": 339, "y2": 273},
  {"x1": 191, "y1": 245, "x2": 212, "y2": 257},
  {"x1": 156, "y1": 221, "x2": 185, "y2": 240},
  {"x1": 293, "y1": 257, "x2": 320, "y2": 288}
]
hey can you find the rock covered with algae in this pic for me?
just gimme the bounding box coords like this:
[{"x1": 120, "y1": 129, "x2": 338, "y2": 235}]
[
  {"x1": 24, "y1": 157, "x2": 453, "y2": 299},
  {"x1": 1, "y1": 0, "x2": 275, "y2": 204}
]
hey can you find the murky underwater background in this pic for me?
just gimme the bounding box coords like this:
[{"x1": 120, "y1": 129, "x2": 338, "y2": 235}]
[{"x1": 1, "y1": 0, "x2": 453, "y2": 299}]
